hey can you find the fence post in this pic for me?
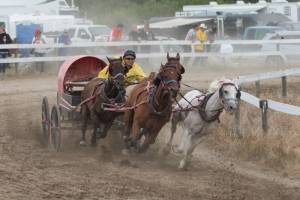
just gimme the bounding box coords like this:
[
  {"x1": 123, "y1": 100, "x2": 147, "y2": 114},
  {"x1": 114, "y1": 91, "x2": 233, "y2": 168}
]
[
  {"x1": 238, "y1": 34, "x2": 241, "y2": 67},
  {"x1": 282, "y1": 76, "x2": 287, "y2": 97},
  {"x1": 255, "y1": 80, "x2": 260, "y2": 98},
  {"x1": 235, "y1": 84, "x2": 243, "y2": 136},
  {"x1": 92, "y1": 36, "x2": 95, "y2": 55},
  {"x1": 14, "y1": 38, "x2": 18, "y2": 75},
  {"x1": 260, "y1": 100, "x2": 268, "y2": 135},
  {"x1": 167, "y1": 34, "x2": 170, "y2": 53},
  {"x1": 276, "y1": 34, "x2": 280, "y2": 65},
  {"x1": 54, "y1": 37, "x2": 58, "y2": 73}
]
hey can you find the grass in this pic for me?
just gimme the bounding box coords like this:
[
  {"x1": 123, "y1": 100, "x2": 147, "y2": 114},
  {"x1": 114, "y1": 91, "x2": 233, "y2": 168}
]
[{"x1": 205, "y1": 81, "x2": 300, "y2": 176}]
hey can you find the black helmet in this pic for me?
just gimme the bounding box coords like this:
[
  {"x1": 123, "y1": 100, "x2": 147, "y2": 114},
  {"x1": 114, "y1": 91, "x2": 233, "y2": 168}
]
[{"x1": 123, "y1": 50, "x2": 136, "y2": 59}]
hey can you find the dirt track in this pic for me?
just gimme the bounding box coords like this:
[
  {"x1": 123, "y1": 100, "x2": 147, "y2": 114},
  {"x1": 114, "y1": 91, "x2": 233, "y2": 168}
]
[{"x1": 1, "y1": 66, "x2": 300, "y2": 199}]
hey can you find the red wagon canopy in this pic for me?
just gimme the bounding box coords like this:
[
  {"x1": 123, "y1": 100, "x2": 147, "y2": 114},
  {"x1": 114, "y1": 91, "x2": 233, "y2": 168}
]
[{"x1": 57, "y1": 56, "x2": 107, "y2": 93}]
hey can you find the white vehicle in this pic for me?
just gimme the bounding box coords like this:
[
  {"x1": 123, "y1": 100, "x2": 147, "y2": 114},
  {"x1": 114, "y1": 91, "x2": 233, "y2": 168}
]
[
  {"x1": 0, "y1": 14, "x2": 76, "y2": 40},
  {"x1": 178, "y1": 0, "x2": 300, "y2": 22},
  {"x1": 67, "y1": 25, "x2": 112, "y2": 43},
  {"x1": 0, "y1": 0, "x2": 78, "y2": 17},
  {"x1": 256, "y1": 31, "x2": 300, "y2": 67}
]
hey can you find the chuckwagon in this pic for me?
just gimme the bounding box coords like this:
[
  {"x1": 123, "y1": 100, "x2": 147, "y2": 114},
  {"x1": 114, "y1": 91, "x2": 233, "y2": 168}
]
[{"x1": 41, "y1": 55, "x2": 124, "y2": 151}]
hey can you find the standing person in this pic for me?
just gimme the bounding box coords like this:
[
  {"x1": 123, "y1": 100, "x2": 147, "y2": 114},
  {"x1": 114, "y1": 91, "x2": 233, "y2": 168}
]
[
  {"x1": 128, "y1": 24, "x2": 140, "y2": 53},
  {"x1": 32, "y1": 29, "x2": 47, "y2": 74},
  {"x1": 139, "y1": 23, "x2": 157, "y2": 66},
  {"x1": 58, "y1": 29, "x2": 71, "y2": 56},
  {"x1": 205, "y1": 26, "x2": 217, "y2": 52},
  {"x1": 219, "y1": 36, "x2": 234, "y2": 67},
  {"x1": 0, "y1": 27, "x2": 12, "y2": 74},
  {"x1": 108, "y1": 23, "x2": 124, "y2": 54},
  {"x1": 183, "y1": 23, "x2": 199, "y2": 66},
  {"x1": 193, "y1": 23, "x2": 207, "y2": 67}
]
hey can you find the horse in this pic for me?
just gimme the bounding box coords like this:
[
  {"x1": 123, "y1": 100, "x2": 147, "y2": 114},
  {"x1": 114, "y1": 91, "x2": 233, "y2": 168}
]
[
  {"x1": 79, "y1": 57, "x2": 129, "y2": 146},
  {"x1": 163, "y1": 77, "x2": 241, "y2": 170},
  {"x1": 122, "y1": 53, "x2": 184, "y2": 155}
]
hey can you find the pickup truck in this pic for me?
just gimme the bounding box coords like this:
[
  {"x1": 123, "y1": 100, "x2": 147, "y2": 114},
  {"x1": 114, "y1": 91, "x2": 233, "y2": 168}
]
[
  {"x1": 241, "y1": 26, "x2": 286, "y2": 51},
  {"x1": 67, "y1": 25, "x2": 112, "y2": 43},
  {"x1": 277, "y1": 22, "x2": 300, "y2": 31}
]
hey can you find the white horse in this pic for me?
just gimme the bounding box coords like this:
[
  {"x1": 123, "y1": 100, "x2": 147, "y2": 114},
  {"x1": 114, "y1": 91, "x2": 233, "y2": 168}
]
[{"x1": 163, "y1": 77, "x2": 241, "y2": 170}]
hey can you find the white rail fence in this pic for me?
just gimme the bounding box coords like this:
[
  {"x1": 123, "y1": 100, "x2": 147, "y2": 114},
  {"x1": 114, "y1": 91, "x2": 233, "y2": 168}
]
[
  {"x1": 1, "y1": 39, "x2": 300, "y2": 65},
  {"x1": 233, "y1": 68, "x2": 300, "y2": 135}
]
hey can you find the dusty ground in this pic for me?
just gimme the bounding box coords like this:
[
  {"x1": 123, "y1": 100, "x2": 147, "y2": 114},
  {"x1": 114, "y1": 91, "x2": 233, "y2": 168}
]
[{"x1": 1, "y1": 65, "x2": 300, "y2": 200}]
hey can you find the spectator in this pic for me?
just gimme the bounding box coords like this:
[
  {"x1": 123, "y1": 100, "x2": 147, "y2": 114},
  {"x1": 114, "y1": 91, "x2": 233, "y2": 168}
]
[
  {"x1": 58, "y1": 29, "x2": 71, "y2": 56},
  {"x1": 205, "y1": 26, "x2": 217, "y2": 52},
  {"x1": 128, "y1": 24, "x2": 140, "y2": 52},
  {"x1": 0, "y1": 26, "x2": 12, "y2": 74},
  {"x1": 183, "y1": 23, "x2": 199, "y2": 66},
  {"x1": 32, "y1": 29, "x2": 47, "y2": 74},
  {"x1": 220, "y1": 36, "x2": 234, "y2": 67},
  {"x1": 139, "y1": 23, "x2": 157, "y2": 66},
  {"x1": 108, "y1": 23, "x2": 124, "y2": 53},
  {"x1": 193, "y1": 23, "x2": 207, "y2": 67}
]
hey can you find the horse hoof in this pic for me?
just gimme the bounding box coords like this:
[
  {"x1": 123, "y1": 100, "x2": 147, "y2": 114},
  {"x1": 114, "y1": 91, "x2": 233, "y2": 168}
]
[
  {"x1": 122, "y1": 149, "x2": 130, "y2": 156},
  {"x1": 163, "y1": 147, "x2": 171, "y2": 156},
  {"x1": 90, "y1": 139, "x2": 97, "y2": 147},
  {"x1": 79, "y1": 141, "x2": 87, "y2": 146},
  {"x1": 133, "y1": 147, "x2": 140, "y2": 154},
  {"x1": 172, "y1": 145, "x2": 183, "y2": 154},
  {"x1": 178, "y1": 166, "x2": 189, "y2": 171},
  {"x1": 96, "y1": 132, "x2": 107, "y2": 140}
]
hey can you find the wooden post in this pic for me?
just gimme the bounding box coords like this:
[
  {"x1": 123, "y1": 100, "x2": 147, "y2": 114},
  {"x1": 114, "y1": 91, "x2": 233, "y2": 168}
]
[
  {"x1": 238, "y1": 34, "x2": 241, "y2": 67},
  {"x1": 276, "y1": 34, "x2": 280, "y2": 66},
  {"x1": 54, "y1": 37, "x2": 58, "y2": 73},
  {"x1": 282, "y1": 76, "x2": 287, "y2": 97},
  {"x1": 14, "y1": 38, "x2": 18, "y2": 75},
  {"x1": 260, "y1": 100, "x2": 268, "y2": 134},
  {"x1": 203, "y1": 41, "x2": 207, "y2": 68},
  {"x1": 235, "y1": 84, "x2": 243, "y2": 136},
  {"x1": 255, "y1": 80, "x2": 260, "y2": 98},
  {"x1": 92, "y1": 36, "x2": 95, "y2": 55}
]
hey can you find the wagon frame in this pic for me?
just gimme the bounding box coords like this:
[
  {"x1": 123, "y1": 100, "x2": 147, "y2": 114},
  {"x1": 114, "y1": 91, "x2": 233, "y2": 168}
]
[{"x1": 41, "y1": 56, "x2": 123, "y2": 151}]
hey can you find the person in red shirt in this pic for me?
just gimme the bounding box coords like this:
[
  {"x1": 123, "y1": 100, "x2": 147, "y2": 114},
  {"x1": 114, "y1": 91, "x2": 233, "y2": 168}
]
[{"x1": 108, "y1": 23, "x2": 124, "y2": 53}]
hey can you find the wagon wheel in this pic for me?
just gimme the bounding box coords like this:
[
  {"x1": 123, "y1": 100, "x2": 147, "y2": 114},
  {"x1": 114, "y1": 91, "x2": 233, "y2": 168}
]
[
  {"x1": 41, "y1": 96, "x2": 50, "y2": 142},
  {"x1": 50, "y1": 105, "x2": 61, "y2": 151}
]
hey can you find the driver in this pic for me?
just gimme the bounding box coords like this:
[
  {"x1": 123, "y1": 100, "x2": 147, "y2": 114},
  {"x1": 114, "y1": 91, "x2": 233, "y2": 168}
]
[{"x1": 98, "y1": 50, "x2": 155, "y2": 88}]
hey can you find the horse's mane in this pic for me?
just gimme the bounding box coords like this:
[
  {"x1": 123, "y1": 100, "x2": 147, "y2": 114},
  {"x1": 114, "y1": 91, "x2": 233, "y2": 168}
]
[{"x1": 207, "y1": 76, "x2": 233, "y2": 93}]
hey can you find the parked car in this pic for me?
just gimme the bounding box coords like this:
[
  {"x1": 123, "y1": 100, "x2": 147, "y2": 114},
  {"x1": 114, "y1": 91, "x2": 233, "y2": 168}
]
[{"x1": 256, "y1": 31, "x2": 300, "y2": 67}]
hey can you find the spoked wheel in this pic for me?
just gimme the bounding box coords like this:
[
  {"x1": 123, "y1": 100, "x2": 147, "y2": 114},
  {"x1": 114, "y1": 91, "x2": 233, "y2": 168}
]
[
  {"x1": 41, "y1": 96, "x2": 50, "y2": 142},
  {"x1": 50, "y1": 105, "x2": 61, "y2": 151}
]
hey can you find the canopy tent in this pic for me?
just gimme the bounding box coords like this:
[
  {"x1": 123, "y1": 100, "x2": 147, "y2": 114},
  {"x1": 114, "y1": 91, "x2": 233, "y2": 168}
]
[{"x1": 148, "y1": 18, "x2": 214, "y2": 28}]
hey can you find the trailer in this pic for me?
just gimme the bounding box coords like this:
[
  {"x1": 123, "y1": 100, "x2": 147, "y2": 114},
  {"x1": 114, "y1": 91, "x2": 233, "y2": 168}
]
[{"x1": 178, "y1": 0, "x2": 300, "y2": 22}]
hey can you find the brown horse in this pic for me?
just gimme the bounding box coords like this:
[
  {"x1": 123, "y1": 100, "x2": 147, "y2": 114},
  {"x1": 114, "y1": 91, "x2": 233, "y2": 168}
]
[
  {"x1": 122, "y1": 53, "x2": 184, "y2": 155},
  {"x1": 80, "y1": 57, "x2": 128, "y2": 146}
]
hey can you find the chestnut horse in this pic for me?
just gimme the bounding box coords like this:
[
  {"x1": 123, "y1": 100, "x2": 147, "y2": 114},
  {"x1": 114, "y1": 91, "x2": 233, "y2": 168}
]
[
  {"x1": 122, "y1": 53, "x2": 184, "y2": 155},
  {"x1": 80, "y1": 57, "x2": 128, "y2": 146}
]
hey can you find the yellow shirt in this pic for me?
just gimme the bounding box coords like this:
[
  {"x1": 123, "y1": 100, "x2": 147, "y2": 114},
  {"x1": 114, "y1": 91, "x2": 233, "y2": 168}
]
[
  {"x1": 98, "y1": 56, "x2": 146, "y2": 88},
  {"x1": 194, "y1": 30, "x2": 207, "y2": 51}
]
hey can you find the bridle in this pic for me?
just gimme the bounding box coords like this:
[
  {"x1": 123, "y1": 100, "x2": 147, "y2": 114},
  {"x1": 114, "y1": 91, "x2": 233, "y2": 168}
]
[
  {"x1": 218, "y1": 82, "x2": 241, "y2": 106},
  {"x1": 159, "y1": 67, "x2": 180, "y2": 92},
  {"x1": 100, "y1": 60, "x2": 126, "y2": 103},
  {"x1": 107, "y1": 60, "x2": 126, "y2": 88}
]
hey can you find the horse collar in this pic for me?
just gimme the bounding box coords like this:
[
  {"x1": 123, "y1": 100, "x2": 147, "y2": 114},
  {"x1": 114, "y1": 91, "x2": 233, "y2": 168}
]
[
  {"x1": 99, "y1": 81, "x2": 123, "y2": 104},
  {"x1": 198, "y1": 93, "x2": 223, "y2": 123},
  {"x1": 147, "y1": 86, "x2": 172, "y2": 116}
]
